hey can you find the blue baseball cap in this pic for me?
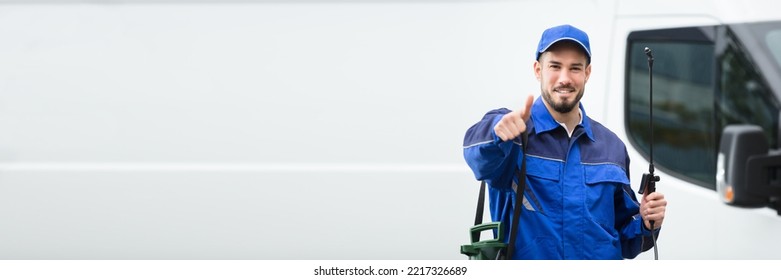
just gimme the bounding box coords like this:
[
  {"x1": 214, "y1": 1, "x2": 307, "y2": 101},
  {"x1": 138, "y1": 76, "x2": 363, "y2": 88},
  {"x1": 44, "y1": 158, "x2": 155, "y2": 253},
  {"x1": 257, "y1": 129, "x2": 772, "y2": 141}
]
[{"x1": 536, "y1": 24, "x2": 591, "y2": 63}]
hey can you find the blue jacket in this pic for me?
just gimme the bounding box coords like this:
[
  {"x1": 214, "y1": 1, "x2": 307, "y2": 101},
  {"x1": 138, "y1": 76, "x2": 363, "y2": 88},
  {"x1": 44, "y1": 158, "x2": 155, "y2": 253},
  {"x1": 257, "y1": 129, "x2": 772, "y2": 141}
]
[{"x1": 463, "y1": 98, "x2": 658, "y2": 259}]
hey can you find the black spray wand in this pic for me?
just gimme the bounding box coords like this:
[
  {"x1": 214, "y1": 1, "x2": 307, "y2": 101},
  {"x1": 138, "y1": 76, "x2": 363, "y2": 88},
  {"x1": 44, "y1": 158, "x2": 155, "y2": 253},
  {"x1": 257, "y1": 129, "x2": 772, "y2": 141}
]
[{"x1": 638, "y1": 47, "x2": 660, "y2": 260}]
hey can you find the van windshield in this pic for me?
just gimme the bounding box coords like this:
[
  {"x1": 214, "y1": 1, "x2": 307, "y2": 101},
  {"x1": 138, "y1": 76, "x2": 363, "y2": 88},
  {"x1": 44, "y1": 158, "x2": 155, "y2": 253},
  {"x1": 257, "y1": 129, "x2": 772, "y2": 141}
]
[
  {"x1": 733, "y1": 20, "x2": 781, "y2": 97},
  {"x1": 766, "y1": 29, "x2": 781, "y2": 69}
]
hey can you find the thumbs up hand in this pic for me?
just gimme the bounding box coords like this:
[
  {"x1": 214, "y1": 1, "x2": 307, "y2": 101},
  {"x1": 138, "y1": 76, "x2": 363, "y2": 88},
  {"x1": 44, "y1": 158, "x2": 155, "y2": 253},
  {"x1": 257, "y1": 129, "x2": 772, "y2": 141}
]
[{"x1": 494, "y1": 94, "x2": 534, "y2": 142}]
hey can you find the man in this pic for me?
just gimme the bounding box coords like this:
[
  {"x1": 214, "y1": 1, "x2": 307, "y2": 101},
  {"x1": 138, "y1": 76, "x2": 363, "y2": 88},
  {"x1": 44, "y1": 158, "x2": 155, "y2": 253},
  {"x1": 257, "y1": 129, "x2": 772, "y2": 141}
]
[{"x1": 463, "y1": 24, "x2": 667, "y2": 259}]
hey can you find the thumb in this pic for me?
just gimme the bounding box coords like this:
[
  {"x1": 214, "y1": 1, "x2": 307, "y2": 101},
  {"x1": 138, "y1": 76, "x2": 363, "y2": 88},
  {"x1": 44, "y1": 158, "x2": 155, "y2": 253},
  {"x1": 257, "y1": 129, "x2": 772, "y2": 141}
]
[{"x1": 520, "y1": 94, "x2": 534, "y2": 121}]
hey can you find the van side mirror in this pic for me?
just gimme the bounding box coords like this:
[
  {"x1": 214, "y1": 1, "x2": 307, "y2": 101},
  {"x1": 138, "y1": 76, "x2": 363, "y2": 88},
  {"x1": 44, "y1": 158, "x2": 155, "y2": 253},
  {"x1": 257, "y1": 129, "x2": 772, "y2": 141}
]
[{"x1": 717, "y1": 125, "x2": 778, "y2": 208}]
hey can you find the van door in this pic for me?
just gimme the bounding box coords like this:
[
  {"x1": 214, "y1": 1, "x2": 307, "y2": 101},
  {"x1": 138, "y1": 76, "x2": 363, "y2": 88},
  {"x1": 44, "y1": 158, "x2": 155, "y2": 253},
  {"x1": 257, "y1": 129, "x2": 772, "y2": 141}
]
[{"x1": 610, "y1": 19, "x2": 781, "y2": 259}]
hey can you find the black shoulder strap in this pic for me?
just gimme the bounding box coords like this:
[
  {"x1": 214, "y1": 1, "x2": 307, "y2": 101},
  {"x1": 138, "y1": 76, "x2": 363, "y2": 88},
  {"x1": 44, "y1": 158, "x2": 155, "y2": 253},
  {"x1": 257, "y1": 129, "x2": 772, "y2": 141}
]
[
  {"x1": 471, "y1": 180, "x2": 487, "y2": 243},
  {"x1": 504, "y1": 131, "x2": 529, "y2": 259}
]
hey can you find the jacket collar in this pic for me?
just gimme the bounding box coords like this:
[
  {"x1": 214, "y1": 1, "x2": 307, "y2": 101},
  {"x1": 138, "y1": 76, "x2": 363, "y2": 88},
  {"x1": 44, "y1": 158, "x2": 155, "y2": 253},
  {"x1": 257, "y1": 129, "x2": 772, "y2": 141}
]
[{"x1": 530, "y1": 97, "x2": 595, "y2": 142}]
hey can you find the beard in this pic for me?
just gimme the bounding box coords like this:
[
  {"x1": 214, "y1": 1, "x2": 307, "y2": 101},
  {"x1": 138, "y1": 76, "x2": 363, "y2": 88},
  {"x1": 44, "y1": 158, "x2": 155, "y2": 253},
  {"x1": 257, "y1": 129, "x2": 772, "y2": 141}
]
[{"x1": 541, "y1": 85, "x2": 584, "y2": 114}]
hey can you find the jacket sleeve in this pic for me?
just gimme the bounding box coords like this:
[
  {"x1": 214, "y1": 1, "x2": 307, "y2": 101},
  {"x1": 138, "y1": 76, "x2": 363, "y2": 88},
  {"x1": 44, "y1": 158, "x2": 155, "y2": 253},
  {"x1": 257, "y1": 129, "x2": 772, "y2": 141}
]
[
  {"x1": 463, "y1": 108, "x2": 520, "y2": 189},
  {"x1": 615, "y1": 151, "x2": 661, "y2": 259}
]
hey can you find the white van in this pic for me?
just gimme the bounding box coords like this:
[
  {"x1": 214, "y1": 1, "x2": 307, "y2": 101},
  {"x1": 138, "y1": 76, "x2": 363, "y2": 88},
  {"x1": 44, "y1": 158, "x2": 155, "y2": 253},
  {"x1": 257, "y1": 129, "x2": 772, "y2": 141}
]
[{"x1": 0, "y1": 0, "x2": 779, "y2": 260}]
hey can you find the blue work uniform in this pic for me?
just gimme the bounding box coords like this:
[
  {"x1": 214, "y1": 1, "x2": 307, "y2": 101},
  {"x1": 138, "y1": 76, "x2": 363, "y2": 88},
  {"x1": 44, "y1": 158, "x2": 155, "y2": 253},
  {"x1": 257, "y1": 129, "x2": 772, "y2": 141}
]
[{"x1": 463, "y1": 98, "x2": 658, "y2": 259}]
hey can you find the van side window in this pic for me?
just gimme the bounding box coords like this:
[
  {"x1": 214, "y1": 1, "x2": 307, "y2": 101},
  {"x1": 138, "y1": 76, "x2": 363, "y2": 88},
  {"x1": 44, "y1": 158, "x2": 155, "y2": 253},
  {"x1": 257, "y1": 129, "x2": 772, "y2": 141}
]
[{"x1": 626, "y1": 28, "x2": 717, "y2": 189}]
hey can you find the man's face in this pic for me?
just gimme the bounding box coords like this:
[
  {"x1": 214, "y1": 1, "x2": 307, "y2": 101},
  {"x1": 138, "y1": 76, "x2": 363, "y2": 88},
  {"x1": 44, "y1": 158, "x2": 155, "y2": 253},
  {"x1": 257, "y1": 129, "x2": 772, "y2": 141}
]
[{"x1": 534, "y1": 42, "x2": 591, "y2": 114}]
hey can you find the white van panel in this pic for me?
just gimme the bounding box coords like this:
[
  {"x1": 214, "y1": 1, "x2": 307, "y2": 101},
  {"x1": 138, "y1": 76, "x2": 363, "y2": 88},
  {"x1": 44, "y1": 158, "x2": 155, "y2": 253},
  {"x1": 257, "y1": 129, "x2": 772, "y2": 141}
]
[
  {"x1": 1, "y1": 0, "x2": 780, "y2": 259},
  {"x1": 0, "y1": 1, "x2": 608, "y2": 259}
]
